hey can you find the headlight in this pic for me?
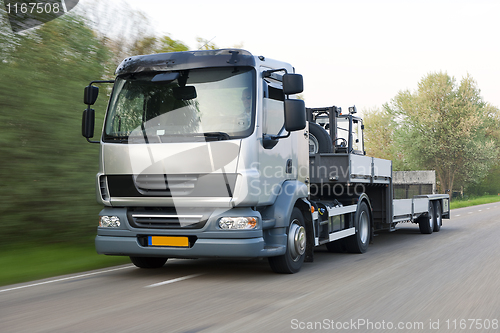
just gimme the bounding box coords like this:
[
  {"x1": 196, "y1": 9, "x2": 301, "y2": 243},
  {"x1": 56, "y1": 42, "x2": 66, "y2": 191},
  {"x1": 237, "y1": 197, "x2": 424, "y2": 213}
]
[
  {"x1": 218, "y1": 217, "x2": 257, "y2": 230},
  {"x1": 99, "y1": 215, "x2": 121, "y2": 228}
]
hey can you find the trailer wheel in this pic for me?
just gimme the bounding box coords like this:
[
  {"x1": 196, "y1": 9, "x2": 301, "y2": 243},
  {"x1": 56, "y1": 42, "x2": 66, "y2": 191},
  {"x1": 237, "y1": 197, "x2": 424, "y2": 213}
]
[
  {"x1": 309, "y1": 122, "x2": 333, "y2": 155},
  {"x1": 345, "y1": 201, "x2": 371, "y2": 253},
  {"x1": 418, "y1": 202, "x2": 435, "y2": 234},
  {"x1": 268, "y1": 207, "x2": 306, "y2": 274},
  {"x1": 130, "y1": 256, "x2": 167, "y2": 269},
  {"x1": 433, "y1": 201, "x2": 442, "y2": 232}
]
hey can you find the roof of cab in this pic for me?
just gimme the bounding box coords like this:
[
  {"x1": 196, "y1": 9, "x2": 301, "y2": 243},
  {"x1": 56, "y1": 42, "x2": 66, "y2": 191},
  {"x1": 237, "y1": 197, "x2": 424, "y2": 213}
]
[{"x1": 115, "y1": 49, "x2": 257, "y2": 75}]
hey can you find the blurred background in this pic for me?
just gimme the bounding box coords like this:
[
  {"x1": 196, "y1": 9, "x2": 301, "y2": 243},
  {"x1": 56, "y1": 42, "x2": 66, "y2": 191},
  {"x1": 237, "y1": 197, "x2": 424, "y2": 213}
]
[{"x1": 0, "y1": 0, "x2": 200, "y2": 249}]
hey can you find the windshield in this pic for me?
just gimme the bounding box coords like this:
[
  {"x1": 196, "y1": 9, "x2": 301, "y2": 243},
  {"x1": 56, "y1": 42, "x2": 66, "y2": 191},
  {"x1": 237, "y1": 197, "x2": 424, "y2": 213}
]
[{"x1": 104, "y1": 67, "x2": 255, "y2": 143}]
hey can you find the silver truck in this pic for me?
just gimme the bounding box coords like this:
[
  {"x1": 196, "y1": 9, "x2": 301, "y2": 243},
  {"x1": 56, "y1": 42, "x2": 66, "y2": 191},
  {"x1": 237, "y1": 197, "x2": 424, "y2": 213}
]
[{"x1": 82, "y1": 49, "x2": 450, "y2": 273}]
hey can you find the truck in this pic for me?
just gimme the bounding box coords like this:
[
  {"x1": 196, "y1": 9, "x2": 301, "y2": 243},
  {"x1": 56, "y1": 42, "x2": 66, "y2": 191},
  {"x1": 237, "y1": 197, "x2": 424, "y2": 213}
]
[{"x1": 82, "y1": 49, "x2": 450, "y2": 273}]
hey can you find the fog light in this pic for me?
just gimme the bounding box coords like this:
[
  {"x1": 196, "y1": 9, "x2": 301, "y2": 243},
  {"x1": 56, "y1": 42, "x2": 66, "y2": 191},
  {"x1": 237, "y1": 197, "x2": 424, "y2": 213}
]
[
  {"x1": 99, "y1": 215, "x2": 121, "y2": 228},
  {"x1": 219, "y1": 217, "x2": 257, "y2": 230}
]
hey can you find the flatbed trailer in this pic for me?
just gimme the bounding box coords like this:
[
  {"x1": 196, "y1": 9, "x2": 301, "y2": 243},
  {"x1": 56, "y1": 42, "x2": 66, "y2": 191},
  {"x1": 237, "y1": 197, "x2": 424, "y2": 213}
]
[
  {"x1": 306, "y1": 106, "x2": 449, "y2": 252},
  {"x1": 81, "y1": 49, "x2": 449, "y2": 273}
]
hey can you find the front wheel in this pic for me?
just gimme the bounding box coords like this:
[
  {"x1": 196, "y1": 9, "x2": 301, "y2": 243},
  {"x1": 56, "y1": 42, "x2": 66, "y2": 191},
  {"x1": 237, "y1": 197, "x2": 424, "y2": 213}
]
[
  {"x1": 268, "y1": 207, "x2": 306, "y2": 274},
  {"x1": 130, "y1": 256, "x2": 168, "y2": 269}
]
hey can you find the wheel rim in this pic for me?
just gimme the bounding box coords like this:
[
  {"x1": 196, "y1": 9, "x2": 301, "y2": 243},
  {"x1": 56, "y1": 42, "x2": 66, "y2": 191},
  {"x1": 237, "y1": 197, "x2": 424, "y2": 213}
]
[
  {"x1": 359, "y1": 211, "x2": 369, "y2": 244},
  {"x1": 309, "y1": 134, "x2": 319, "y2": 154},
  {"x1": 288, "y1": 220, "x2": 306, "y2": 262},
  {"x1": 428, "y1": 210, "x2": 435, "y2": 229},
  {"x1": 436, "y1": 205, "x2": 442, "y2": 228}
]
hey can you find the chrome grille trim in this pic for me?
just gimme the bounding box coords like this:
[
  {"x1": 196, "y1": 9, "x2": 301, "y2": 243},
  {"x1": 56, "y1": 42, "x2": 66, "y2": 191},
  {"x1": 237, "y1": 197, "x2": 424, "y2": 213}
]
[
  {"x1": 127, "y1": 208, "x2": 210, "y2": 229},
  {"x1": 132, "y1": 214, "x2": 203, "y2": 219}
]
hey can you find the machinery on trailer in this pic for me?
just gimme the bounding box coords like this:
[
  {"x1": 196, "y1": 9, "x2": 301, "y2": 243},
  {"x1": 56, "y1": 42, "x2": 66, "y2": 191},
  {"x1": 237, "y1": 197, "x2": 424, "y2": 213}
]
[{"x1": 82, "y1": 49, "x2": 450, "y2": 273}]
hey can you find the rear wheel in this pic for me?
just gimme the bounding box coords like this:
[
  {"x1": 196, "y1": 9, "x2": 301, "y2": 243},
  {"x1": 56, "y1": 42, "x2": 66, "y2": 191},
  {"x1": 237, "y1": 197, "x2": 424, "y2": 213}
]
[
  {"x1": 418, "y1": 202, "x2": 435, "y2": 234},
  {"x1": 130, "y1": 256, "x2": 168, "y2": 269},
  {"x1": 269, "y1": 207, "x2": 306, "y2": 274},
  {"x1": 433, "y1": 201, "x2": 442, "y2": 232},
  {"x1": 345, "y1": 201, "x2": 371, "y2": 253}
]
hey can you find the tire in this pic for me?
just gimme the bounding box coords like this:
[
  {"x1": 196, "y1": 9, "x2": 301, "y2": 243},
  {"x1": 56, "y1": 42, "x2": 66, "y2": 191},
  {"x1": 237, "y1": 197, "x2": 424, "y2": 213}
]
[
  {"x1": 418, "y1": 202, "x2": 435, "y2": 234},
  {"x1": 433, "y1": 201, "x2": 442, "y2": 232},
  {"x1": 345, "y1": 201, "x2": 371, "y2": 253},
  {"x1": 268, "y1": 207, "x2": 306, "y2": 274},
  {"x1": 309, "y1": 122, "x2": 333, "y2": 155},
  {"x1": 130, "y1": 256, "x2": 168, "y2": 269}
]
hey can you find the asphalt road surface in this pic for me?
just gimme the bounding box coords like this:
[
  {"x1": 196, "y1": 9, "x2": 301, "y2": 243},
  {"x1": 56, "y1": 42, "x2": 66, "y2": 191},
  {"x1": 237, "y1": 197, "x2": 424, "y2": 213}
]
[{"x1": 1, "y1": 203, "x2": 500, "y2": 332}]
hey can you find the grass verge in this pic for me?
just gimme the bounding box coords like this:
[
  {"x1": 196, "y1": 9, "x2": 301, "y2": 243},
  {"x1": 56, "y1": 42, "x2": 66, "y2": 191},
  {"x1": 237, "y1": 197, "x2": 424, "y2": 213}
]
[
  {"x1": 450, "y1": 194, "x2": 500, "y2": 209},
  {"x1": 0, "y1": 242, "x2": 130, "y2": 287}
]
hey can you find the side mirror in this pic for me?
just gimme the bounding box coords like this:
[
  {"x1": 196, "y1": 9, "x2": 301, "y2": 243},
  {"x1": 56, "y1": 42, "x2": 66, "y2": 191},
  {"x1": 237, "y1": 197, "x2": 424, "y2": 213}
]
[
  {"x1": 82, "y1": 108, "x2": 95, "y2": 139},
  {"x1": 84, "y1": 85, "x2": 99, "y2": 105},
  {"x1": 284, "y1": 99, "x2": 306, "y2": 132},
  {"x1": 282, "y1": 73, "x2": 304, "y2": 95},
  {"x1": 173, "y1": 86, "x2": 197, "y2": 100}
]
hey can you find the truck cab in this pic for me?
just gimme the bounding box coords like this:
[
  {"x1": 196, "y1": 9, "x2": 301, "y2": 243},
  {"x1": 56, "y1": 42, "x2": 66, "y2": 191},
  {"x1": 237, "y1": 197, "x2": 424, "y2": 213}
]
[{"x1": 83, "y1": 49, "x2": 311, "y2": 272}]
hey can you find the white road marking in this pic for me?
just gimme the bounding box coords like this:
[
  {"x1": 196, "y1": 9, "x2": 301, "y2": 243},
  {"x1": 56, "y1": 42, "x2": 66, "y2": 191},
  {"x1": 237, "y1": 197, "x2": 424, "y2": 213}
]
[
  {"x1": 145, "y1": 274, "x2": 203, "y2": 288},
  {"x1": 0, "y1": 265, "x2": 134, "y2": 294},
  {"x1": 468, "y1": 212, "x2": 473, "y2": 214},
  {"x1": 455, "y1": 214, "x2": 460, "y2": 217}
]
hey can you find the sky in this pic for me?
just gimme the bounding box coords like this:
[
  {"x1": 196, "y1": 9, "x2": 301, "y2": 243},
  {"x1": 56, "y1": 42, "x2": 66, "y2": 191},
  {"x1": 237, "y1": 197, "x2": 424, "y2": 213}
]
[{"x1": 81, "y1": 0, "x2": 499, "y2": 113}]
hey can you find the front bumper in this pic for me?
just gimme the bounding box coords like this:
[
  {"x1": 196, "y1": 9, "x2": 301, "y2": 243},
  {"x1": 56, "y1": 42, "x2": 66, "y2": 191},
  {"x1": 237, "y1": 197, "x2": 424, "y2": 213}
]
[
  {"x1": 95, "y1": 235, "x2": 285, "y2": 258},
  {"x1": 95, "y1": 206, "x2": 287, "y2": 258}
]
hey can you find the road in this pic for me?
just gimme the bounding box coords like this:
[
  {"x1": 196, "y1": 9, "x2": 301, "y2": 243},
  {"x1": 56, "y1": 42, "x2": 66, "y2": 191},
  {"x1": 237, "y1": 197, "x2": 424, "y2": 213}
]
[{"x1": 1, "y1": 203, "x2": 500, "y2": 332}]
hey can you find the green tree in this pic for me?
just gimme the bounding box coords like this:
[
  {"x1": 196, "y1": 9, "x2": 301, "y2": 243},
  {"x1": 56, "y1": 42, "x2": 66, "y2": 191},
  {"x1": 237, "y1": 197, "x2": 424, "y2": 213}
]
[
  {"x1": 130, "y1": 35, "x2": 158, "y2": 55},
  {"x1": 362, "y1": 107, "x2": 400, "y2": 166},
  {"x1": 78, "y1": 1, "x2": 189, "y2": 66},
  {"x1": 467, "y1": 109, "x2": 500, "y2": 195},
  {"x1": 156, "y1": 34, "x2": 189, "y2": 53},
  {"x1": 196, "y1": 37, "x2": 217, "y2": 50},
  {"x1": 0, "y1": 12, "x2": 111, "y2": 244},
  {"x1": 1, "y1": 1, "x2": 193, "y2": 247},
  {"x1": 127, "y1": 34, "x2": 189, "y2": 57},
  {"x1": 385, "y1": 72, "x2": 499, "y2": 195}
]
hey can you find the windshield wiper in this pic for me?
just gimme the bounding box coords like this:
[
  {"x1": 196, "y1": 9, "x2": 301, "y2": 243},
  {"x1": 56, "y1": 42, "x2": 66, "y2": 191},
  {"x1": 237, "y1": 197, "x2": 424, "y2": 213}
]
[{"x1": 197, "y1": 132, "x2": 230, "y2": 141}]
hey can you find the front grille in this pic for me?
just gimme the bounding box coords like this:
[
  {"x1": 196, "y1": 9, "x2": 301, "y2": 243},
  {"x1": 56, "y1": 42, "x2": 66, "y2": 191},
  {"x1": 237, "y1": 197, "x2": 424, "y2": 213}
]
[
  {"x1": 106, "y1": 174, "x2": 237, "y2": 198},
  {"x1": 128, "y1": 207, "x2": 210, "y2": 229},
  {"x1": 134, "y1": 174, "x2": 198, "y2": 196}
]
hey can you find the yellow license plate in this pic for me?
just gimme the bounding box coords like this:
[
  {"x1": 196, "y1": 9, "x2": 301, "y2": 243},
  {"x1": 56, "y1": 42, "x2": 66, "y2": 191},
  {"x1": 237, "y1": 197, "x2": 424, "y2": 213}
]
[{"x1": 148, "y1": 236, "x2": 189, "y2": 247}]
